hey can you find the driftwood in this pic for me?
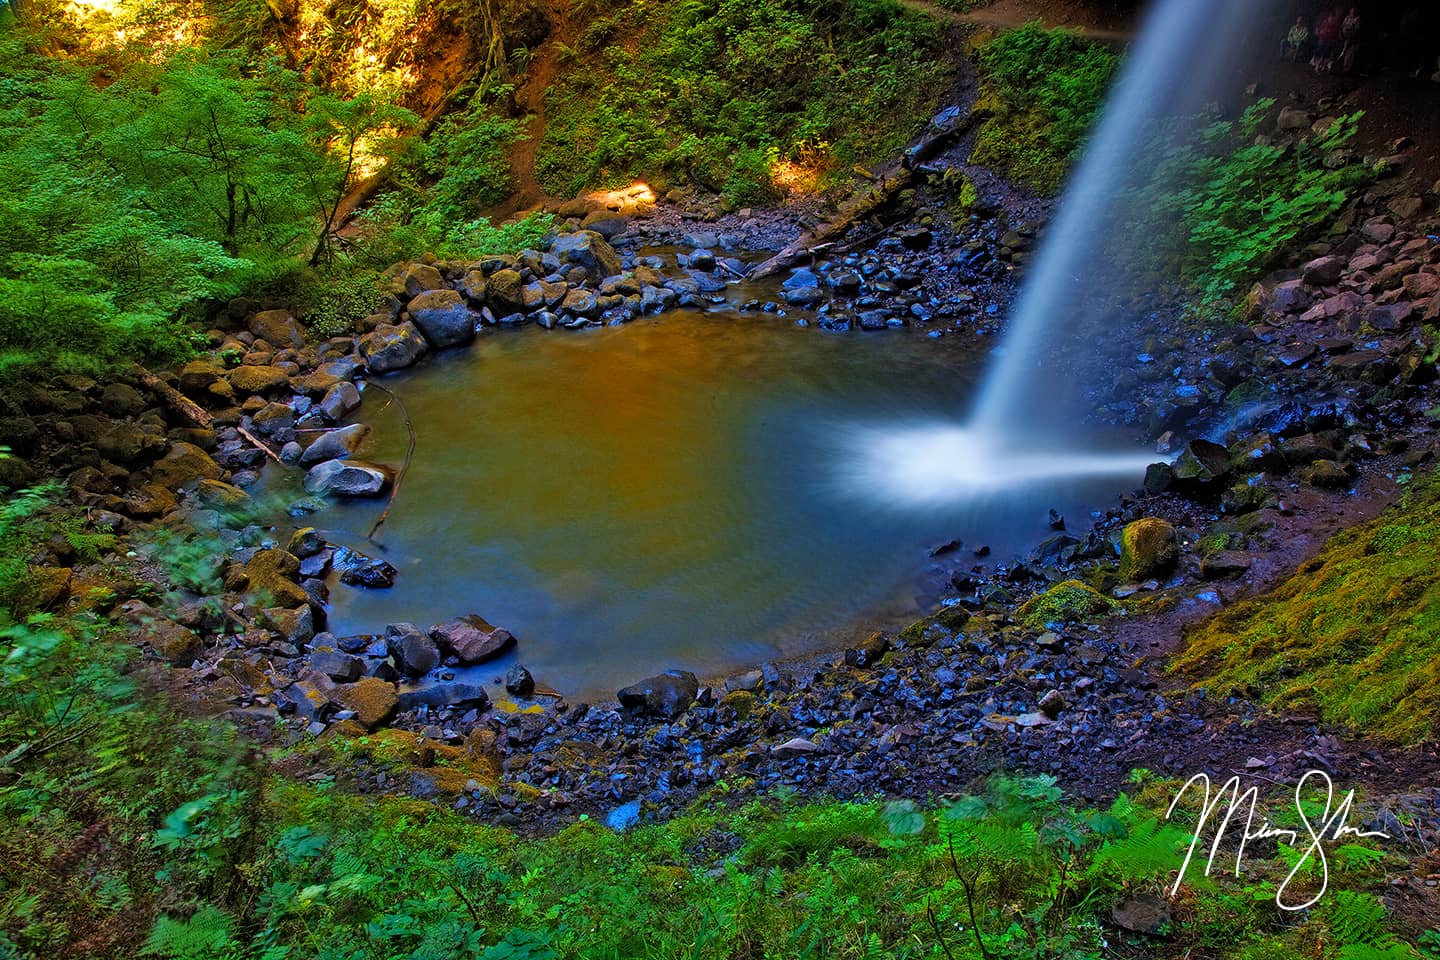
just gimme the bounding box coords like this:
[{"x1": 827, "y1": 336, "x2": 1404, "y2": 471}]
[
  {"x1": 747, "y1": 109, "x2": 988, "y2": 281},
  {"x1": 133, "y1": 365, "x2": 212, "y2": 428},
  {"x1": 237, "y1": 425, "x2": 283, "y2": 464},
  {"x1": 365, "y1": 382, "x2": 416, "y2": 542}
]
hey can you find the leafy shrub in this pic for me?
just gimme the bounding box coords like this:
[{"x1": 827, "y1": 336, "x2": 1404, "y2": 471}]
[
  {"x1": 969, "y1": 22, "x2": 1120, "y2": 194},
  {"x1": 535, "y1": 0, "x2": 950, "y2": 198}
]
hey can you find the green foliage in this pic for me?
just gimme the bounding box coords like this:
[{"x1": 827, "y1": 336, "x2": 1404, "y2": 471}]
[
  {"x1": 1155, "y1": 103, "x2": 1371, "y2": 314},
  {"x1": 1176, "y1": 469, "x2": 1440, "y2": 743},
  {"x1": 354, "y1": 196, "x2": 557, "y2": 263},
  {"x1": 0, "y1": 34, "x2": 415, "y2": 374},
  {"x1": 535, "y1": 0, "x2": 950, "y2": 198},
  {"x1": 419, "y1": 106, "x2": 526, "y2": 221},
  {"x1": 970, "y1": 23, "x2": 1120, "y2": 194}
]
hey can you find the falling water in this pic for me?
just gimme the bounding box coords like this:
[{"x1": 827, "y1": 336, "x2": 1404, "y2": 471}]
[{"x1": 841, "y1": 0, "x2": 1273, "y2": 508}]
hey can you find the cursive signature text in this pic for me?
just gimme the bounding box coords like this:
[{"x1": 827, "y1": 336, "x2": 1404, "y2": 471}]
[{"x1": 1165, "y1": 769, "x2": 1389, "y2": 911}]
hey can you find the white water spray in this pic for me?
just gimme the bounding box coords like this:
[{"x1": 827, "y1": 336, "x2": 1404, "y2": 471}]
[{"x1": 841, "y1": 0, "x2": 1263, "y2": 508}]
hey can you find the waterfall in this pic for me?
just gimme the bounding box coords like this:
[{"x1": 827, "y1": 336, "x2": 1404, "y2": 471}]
[
  {"x1": 838, "y1": 0, "x2": 1273, "y2": 510},
  {"x1": 970, "y1": 0, "x2": 1262, "y2": 439}
]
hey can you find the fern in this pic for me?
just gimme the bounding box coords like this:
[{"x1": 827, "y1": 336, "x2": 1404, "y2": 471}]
[
  {"x1": 1328, "y1": 891, "x2": 1391, "y2": 948},
  {"x1": 142, "y1": 905, "x2": 239, "y2": 959}
]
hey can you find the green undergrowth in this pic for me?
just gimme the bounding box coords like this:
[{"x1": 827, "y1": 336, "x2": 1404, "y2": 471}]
[
  {"x1": 0, "y1": 483, "x2": 1432, "y2": 957},
  {"x1": 535, "y1": 0, "x2": 952, "y2": 202},
  {"x1": 969, "y1": 22, "x2": 1121, "y2": 194},
  {"x1": 1174, "y1": 470, "x2": 1440, "y2": 744},
  {"x1": 1131, "y1": 99, "x2": 1374, "y2": 318}
]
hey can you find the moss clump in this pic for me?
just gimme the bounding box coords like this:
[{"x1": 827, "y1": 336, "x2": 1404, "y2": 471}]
[
  {"x1": 1119, "y1": 518, "x2": 1179, "y2": 581},
  {"x1": 1174, "y1": 472, "x2": 1440, "y2": 743},
  {"x1": 1016, "y1": 579, "x2": 1116, "y2": 629}
]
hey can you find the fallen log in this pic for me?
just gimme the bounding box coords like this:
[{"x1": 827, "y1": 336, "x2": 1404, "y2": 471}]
[
  {"x1": 746, "y1": 108, "x2": 987, "y2": 281},
  {"x1": 133, "y1": 365, "x2": 212, "y2": 428}
]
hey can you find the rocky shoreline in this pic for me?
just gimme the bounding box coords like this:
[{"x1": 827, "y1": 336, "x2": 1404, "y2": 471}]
[{"x1": 3, "y1": 101, "x2": 1440, "y2": 837}]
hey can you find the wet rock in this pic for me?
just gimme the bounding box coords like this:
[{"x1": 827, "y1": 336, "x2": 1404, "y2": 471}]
[
  {"x1": 303, "y1": 459, "x2": 391, "y2": 497},
  {"x1": 395, "y1": 681, "x2": 490, "y2": 711},
  {"x1": 504, "y1": 665, "x2": 535, "y2": 697},
  {"x1": 407, "y1": 289, "x2": 474, "y2": 348},
  {"x1": 617, "y1": 670, "x2": 699, "y2": 719},
  {"x1": 606, "y1": 799, "x2": 642, "y2": 831},
  {"x1": 361, "y1": 322, "x2": 428, "y2": 374},
  {"x1": 333, "y1": 677, "x2": 399, "y2": 729},
  {"x1": 280, "y1": 681, "x2": 331, "y2": 721},
  {"x1": 99, "y1": 382, "x2": 146, "y2": 417},
  {"x1": 401, "y1": 263, "x2": 445, "y2": 298},
  {"x1": 386, "y1": 622, "x2": 440, "y2": 676},
  {"x1": 249, "y1": 310, "x2": 305, "y2": 350},
  {"x1": 178, "y1": 359, "x2": 226, "y2": 397},
  {"x1": 240, "y1": 548, "x2": 311, "y2": 608},
  {"x1": 194, "y1": 478, "x2": 250, "y2": 510},
  {"x1": 640, "y1": 285, "x2": 679, "y2": 314},
  {"x1": 1301, "y1": 255, "x2": 1345, "y2": 286},
  {"x1": 311, "y1": 649, "x2": 364, "y2": 683},
  {"x1": 263, "y1": 604, "x2": 315, "y2": 645},
  {"x1": 431, "y1": 614, "x2": 515, "y2": 664},
  {"x1": 320, "y1": 381, "x2": 361, "y2": 422},
  {"x1": 773, "y1": 737, "x2": 819, "y2": 757},
  {"x1": 1038, "y1": 689, "x2": 1066, "y2": 718},
  {"x1": 300, "y1": 423, "x2": 370, "y2": 465},
  {"x1": 333, "y1": 546, "x2": 398, "y2": 588},
  {"x1": 551, "y1": 230, "x2": 621, "y2": 280},
  {"x1": 287, "y1": 527, "x2": 324, "y2": 559},
  {"x1": 1119, "y1": 519, "x2": 1179, "y2": 581}
]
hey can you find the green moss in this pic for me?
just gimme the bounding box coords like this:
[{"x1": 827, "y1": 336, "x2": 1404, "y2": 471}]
[
  {"x1": 1016, "y1": 578, "x2": 1116, "y2": 629},
  {"x1": 1175, "y1": 471, "x2": 1440, "y2": 744}
]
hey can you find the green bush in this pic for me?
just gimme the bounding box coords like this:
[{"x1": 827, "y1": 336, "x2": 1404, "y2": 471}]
[
  {"x1": 970, "y1": 22, "x2": 1120, "y2": 194},
  {"x1": 535, "y1": 0, "x2": 950, "y2": 198}
]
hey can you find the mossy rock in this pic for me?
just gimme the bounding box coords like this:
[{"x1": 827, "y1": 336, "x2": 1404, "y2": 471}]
[
  {"x1": 719, "y1": 690, "x2": 756, "y2": 720},
  {"x1": 1016, "y1": 579, "x2": 1116, "y2": 629},
  {"x1": 1119, "y1": 518, "x2": 1179, "y2": 581}
]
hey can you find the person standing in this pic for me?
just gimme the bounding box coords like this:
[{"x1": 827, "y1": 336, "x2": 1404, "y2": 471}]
[
  {"x1": 1340, "y1": 7, "x2": 1361, "y2": 73},
  {"x1": 1313, "y1": 9, "x2": 1341, "y2": 73},
  {"x1": 1283, "y1": 15, "x2": 1310, "y2": 63}
]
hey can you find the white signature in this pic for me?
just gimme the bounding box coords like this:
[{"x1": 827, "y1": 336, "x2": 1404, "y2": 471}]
[{"x1": 1164, "y1": 769, "x2": 1389, "y2": 911}]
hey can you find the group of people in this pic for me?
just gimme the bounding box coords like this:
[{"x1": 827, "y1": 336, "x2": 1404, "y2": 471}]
[{"x1": 1282, "y1": 7, "x2": 1362, "y2": 74}]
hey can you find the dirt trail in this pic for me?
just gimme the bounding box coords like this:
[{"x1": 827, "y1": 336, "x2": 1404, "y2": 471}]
[
  {"x1": 899, "y1": 0, "x2": 1133, "y2": 43},
  {"x1": 490, "y1": 6, "x2": 567, "y2": 216}
]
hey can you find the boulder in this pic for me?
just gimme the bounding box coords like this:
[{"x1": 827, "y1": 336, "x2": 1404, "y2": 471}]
[
  {"x1": 395, "y1": 681, "x2": 490, "y2": 711},
  {"x1": 228, "y1": 365, "x2": 291, "y2": 396},
  {"x1": 617, "y1": 669, "x2": 699, "y2": 718},
  {"x1": 1301, "y1": 255, "x2": 1345, "y2": 286},
  {"x1": 178, "y1": 359, "x2": 226, "y2": 397},
  {"x1": 149, "y1": 441, "x2": 223, "y2": 490},
  {"x1": 248, "y1": 310, "x2": 305, "y2": 350},
  {"x1": 241, "y1": 548, "x2": 311, "y2": 608},
  {"x1": 504, "y1": 664, "x2": 535, "y2": 697},
  {"x1": 311, "y1": 650, "x2": 364, "y2": 683},
  {"x1": 1119, "y1": 518, "x2": 1179, "y2": 581},
  {"x1": 486, "y1": 269, "x2": 526, "y2": 314},
  {"x1": 287, "y1": 527, "x2": 324, "y2": 559},
  {"x1": 320, "y1": 381, "x2": 362, "y2": 422},
  {"x1": 402, "y1": 263, "x2": 445, "y2": 299},
  {"x1": 550, "y1": 230, "x2": 621, "y2": 280},
  {"x1": 407, "y1": 289, "x2": 474, "y2": 348},
  {"x1": 385, "y1": 622, "x2": 440, "y2": 676},
  {"x1": 431, "y1": 614, "x2": 515, "y2": 664},
  {"x1": 303, "y1": 459, "x2": 391, "y2": 497},
  {"x1": 118, "y1": 599, "x2": 201, "y2": 666},
  {"x1": 97, "y1": 423, "x2": 167, "y2": 465},
  {"x1": 100, "y1": 382, "x2": 146, "y2": 417},
  {"x1": 332, "y1": 546, "x2": 398, "y2": 587},
  {"x1": 194, "y1": 479, "x2": 250, "y2": 510},
  {"x1": 333, "y1": 677, "x2": 399, "y2": 729},
  {"x1": 360, "y1": 322, "x2": 428, "y2": 374},
  {"x1": 263, "y1": 604, "x2": 315, "y2": 645},
  {"x1": 843, "y1": 631, "x2": 890, "y2": 668},
  {"x1": 300, "y1": 423, "x2": 370, "y2": 465}
]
